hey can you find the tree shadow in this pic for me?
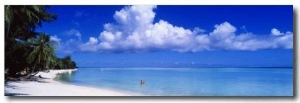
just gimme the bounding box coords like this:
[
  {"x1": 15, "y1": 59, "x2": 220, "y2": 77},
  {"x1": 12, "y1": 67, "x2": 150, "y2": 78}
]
[{"x1": 5, "y1": 92, "x2": 28, "y2": 96}]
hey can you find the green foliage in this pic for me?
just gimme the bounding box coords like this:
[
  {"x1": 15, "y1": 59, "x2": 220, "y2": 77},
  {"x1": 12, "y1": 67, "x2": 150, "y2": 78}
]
[
  {"x1": 26, "y1": 33, "x2": 56, "y2": 72},
  {"x1": 53, "y1": 56, "x2": 77, "y2": 69},
  {"x1": 5, "y1": 5, "x2": 76, "y2": 78},
  {"x1": 5, "y1": 5, "x2": 57, "y2": 40},
  {"x1": 5, "y1": 39, "x2": 33, "y2": 77},
  {"x1": 62, "y1": 55, "x2": 77, "y2": 69}
]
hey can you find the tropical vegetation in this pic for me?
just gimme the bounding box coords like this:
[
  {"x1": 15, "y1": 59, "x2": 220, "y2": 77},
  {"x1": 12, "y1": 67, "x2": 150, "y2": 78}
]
[{"x1": 5, "y1": 5, "x2": 77, "y2": 80}]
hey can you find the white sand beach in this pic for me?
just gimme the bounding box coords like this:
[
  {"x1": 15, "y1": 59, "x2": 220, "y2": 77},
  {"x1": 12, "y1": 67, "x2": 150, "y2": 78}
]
[{"x1": 4, "y1": 69, "x2": 130, "y2": 96}]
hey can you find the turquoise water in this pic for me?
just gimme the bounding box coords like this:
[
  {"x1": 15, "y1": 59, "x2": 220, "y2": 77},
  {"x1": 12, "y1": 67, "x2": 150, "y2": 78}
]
[{"x1": 57, "y1": 67, "x2": 293, "y2": 96}]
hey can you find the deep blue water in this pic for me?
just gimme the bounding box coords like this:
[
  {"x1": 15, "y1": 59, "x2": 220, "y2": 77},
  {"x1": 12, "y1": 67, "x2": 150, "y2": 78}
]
[{"x1": 57, "y1": 67, "x2": 293, "y2": 96}]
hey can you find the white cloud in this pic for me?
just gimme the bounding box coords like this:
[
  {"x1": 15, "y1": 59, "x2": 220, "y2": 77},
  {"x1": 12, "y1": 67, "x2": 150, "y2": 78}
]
[
  {"x1": 53, "y1": 37, "x2": 82, "y2": 54},
  {"x1": 74, "y1": 5, "x2": 293, "y2": 53},
  {"x1": 61, "y1": 39, "x2": 82, "y2": 54},
  {"x1": 50, "y1": 29, "x2": 83, "y2": 54},
  {"x1": 273, "y1": 31, "x2": 293, "y2": 49},
  {"x1": 52, "y1": 29, "x2": 83, "y2": 53},
  {"x1": 50, "y1": 35, "x2": 61, "y2": 44},
  {"x1": 271, "y1": 28, "x2": 284, "y2": 36},
  {"x1": 113, "y1": 5, "x2": 156, "y2": 33},
  {"x1": 64, "y1": 29, "x2": 82, "y2": 40},
  {"x1": 79, "y1": 37, "x2": 99, "y2": 52}
]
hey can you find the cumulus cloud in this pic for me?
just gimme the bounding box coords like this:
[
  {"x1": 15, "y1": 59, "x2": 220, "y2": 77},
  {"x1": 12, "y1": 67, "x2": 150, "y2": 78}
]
[
  {"x1": 76, "y1": 5, "x2": 293, "y2": 53},
  {"x1": 271, "y1": 28, "x2": 284, "y2": 36},
  {"x1": 79, "y1": 37, "x2": 99, "y2": 52}
]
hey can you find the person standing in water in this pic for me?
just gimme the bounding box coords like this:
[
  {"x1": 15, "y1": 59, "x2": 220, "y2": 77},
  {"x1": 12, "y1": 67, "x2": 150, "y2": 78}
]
[{"x1": 140, "y1": 79, "x2": 145, "y2": 85}]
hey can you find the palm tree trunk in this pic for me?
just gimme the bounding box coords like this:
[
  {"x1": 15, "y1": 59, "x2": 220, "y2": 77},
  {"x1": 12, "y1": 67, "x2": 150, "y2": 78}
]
[
  {"x1": 25, "y1": 64, "x2": 36, "y2": 79},
  {"x1": 25, "y1": 52, "x2": 39, "y2": 79}
]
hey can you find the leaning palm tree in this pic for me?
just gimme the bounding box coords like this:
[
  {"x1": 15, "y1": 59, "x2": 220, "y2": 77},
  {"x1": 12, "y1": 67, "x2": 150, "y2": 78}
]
[{"x1": 26, "y1": 33, "x2": 56, "y2": 77}]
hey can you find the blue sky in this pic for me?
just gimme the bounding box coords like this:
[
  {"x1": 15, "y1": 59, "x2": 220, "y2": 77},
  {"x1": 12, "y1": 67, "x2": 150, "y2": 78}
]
[{"x1": 37, "y1": 5, "x2": 293, "y2": 67}]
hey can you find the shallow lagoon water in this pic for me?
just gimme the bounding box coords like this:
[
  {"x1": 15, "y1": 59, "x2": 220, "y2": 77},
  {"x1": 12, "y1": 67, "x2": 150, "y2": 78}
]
[{"x1": 57, "y1": 67, "x2": 293, "y2": 96}]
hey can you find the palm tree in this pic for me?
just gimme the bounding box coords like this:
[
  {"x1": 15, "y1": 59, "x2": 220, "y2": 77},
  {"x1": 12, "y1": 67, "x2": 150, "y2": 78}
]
[
  {"x1": 50, "y1": 57, "x2": 64, "y2": 69},
  {"x1": 5, "y1": 5, "x2": 57, "y2": 77},
  {"x1": 62, "y1": 55, "x2": 73, "y2": 69},
  {"x1": 5, "y1": 5, "x2": 57, "y2": 40},
  {"x1": 54, "y1": 58, "x2": 64, "y2": 69},
  {"x1": 26, "y1": 33, "x2": 56, "y2": 77}
]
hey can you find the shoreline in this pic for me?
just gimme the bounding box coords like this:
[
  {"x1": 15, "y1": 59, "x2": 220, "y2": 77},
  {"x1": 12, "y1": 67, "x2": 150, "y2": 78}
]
[{"x1": 5, "y1": 69, "x2": 131, "y2": 96}]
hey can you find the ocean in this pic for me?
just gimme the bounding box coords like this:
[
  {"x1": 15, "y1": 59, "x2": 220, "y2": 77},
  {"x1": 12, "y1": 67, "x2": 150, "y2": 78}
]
[{"x1": 56, "y1": 67, "x2": 293, "y2": 96}]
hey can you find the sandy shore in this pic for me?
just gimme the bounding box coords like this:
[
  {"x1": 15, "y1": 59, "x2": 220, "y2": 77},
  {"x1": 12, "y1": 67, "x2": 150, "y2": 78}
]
[{"x1": 4, "y1": 69, "x2": 130, "y2": 96}]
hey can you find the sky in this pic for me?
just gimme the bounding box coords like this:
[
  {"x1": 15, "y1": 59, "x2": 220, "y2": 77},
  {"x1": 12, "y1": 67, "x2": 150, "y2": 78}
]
[{"x1": 36, "y1": 5, "x2": 293, "y2": 67}]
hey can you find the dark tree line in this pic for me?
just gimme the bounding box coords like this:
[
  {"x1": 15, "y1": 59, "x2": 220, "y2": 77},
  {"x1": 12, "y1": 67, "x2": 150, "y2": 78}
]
[{"x1": 5, "y1": 5, "x2": 77, "y2": 79}]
